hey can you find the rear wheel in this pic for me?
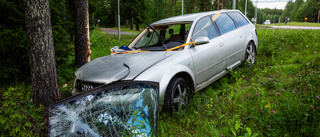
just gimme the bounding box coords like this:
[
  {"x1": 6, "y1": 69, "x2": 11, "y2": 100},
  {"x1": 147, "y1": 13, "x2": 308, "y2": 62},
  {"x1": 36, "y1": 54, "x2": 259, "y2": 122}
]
[
  {"x1": 164, "y1": 77, "x2": 190, "y2": 114},
  {"x1": 244, "y1": 42, "x2": 256, "y2": 65}
]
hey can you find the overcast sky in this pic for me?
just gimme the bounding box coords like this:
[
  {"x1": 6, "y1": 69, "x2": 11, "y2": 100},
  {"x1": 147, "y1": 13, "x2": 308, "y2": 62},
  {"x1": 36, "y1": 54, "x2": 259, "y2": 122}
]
[{"x1": 251, "y1": 0, "x2": 294, "y2": 9}]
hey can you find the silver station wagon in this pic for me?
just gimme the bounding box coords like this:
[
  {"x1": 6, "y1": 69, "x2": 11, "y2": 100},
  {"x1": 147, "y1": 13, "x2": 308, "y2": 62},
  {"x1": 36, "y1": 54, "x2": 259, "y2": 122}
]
[
  {"x1": 50, "y1": 9, "x2": 258, "y2": 136},
  {"x1": 72, "y1": 9, "x2": 258, "y2": 113}
]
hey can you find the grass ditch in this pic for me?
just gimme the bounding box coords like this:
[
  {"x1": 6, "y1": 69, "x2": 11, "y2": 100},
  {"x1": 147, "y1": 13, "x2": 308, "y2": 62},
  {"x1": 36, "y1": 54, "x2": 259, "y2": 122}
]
[
  {"x1": 90, "y1": 28, "x2": 136, "y2": 59},
  {"x1": 158, "y1": 29, "x2": 320, "y2": 136}
]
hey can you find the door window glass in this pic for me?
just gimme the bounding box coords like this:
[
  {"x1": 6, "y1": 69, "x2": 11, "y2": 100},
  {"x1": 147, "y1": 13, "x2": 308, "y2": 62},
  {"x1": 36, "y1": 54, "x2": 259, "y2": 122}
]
[
  {"x1": 228, "y1": 12, "x2": 249, "y2": 27},
  {"x1": 215, "y1": 13, "x2": 237, "y2": 35},
  {"x1": 192, "y1": 16, "x2": 218, "y2": 40}
]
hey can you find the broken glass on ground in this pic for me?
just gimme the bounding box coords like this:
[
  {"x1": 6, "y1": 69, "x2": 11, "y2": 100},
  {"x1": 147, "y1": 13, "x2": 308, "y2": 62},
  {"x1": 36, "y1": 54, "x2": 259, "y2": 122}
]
[{"x1": 49, "y1": 82, "x2": 159, "y2": 137}]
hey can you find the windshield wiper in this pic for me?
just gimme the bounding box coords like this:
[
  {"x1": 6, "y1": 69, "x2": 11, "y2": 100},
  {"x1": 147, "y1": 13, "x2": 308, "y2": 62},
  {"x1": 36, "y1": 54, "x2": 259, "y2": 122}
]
[{"x1": 140, "y1": 19, "x2": 168, "y2": 50}]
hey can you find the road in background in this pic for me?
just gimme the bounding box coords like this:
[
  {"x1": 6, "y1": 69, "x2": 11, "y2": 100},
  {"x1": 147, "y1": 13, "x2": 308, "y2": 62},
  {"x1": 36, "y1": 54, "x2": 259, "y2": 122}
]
[
  {"x1": 100, "y1": 28, "x2": 137, "y2": 35},
  {"x1": 269, "y1": 26, "x2": 320, "y2": 30}
]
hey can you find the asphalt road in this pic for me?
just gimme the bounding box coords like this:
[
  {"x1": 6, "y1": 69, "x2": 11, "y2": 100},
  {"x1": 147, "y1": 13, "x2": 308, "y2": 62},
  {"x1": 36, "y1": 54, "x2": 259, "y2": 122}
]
[
  {"x1": 269, "y1": 26, "x2": 320, "y2": 30},
  {"x1": 100, "y1": 28, "x2": 137, "y2": 35}
]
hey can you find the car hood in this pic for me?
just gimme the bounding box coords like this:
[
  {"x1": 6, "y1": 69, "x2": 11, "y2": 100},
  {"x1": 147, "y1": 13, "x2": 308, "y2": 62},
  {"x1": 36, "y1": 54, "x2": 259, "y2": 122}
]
[{"x1": 75, "y1": 52, "x2": 174, "y2": 84}]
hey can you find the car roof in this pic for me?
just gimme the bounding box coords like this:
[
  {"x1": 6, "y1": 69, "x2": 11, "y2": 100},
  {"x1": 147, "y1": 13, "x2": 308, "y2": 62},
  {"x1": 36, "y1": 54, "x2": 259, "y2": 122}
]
[{"x1": 151, "y1": 10, "x2": 240, "y2": 26}]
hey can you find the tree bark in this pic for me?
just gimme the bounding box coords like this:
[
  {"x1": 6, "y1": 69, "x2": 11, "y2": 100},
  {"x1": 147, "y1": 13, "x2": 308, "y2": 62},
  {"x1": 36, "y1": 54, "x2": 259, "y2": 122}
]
[
  {"x1": 74, "y1": 0, "x2": 91, "y2": 67},
  {"x1": 114, "y1": 9, "x2": 117, "y2": 27},
  {"x1": 135, "y1": 18, "x2": 139, "y2": 31},
  {"x1": 126, "y1": 19, "x2": 129, "y2": 28},
  {"x1": 130, "y1": 11, "x2": 134, "y2": 30},
  {"x1": 24, "y1": 0, "x2": 61, "y2": 107}
]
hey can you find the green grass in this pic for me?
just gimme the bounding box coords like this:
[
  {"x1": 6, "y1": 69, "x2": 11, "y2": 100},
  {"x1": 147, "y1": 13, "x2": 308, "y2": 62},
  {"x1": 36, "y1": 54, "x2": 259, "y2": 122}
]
[
  {"x1": 90, "y1": 28, "x2": 137, "y2": 59},
  {"x1": 112, "y1": 25, "x2": 142, "y2": 34},
  {"x1": 158, "y1": 29, "x2": 320, "y2": 136},
  {"x1": 265, "y1": 21, "x2": 320, "y2": 27}
]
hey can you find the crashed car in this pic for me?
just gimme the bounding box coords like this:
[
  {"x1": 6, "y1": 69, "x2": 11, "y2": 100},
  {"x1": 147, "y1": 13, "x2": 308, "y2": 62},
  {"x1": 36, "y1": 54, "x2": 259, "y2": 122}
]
[
  {"x1": 73, "y1": 9, "x2": 257, "y2": 112},
  {"x1": 49, "y1": 9, "x2": 258, "y2": 136}
]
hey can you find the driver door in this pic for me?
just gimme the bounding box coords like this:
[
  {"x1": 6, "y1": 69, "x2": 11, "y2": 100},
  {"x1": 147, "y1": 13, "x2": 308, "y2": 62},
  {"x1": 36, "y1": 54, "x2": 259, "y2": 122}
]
[{"x1": 188, "y1": 16, "x2": 227, "y2": 85}]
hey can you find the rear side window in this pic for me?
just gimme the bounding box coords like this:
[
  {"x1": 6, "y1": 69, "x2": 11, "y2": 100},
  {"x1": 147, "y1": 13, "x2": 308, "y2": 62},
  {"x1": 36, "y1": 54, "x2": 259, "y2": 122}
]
[
  {"x1": 192, "y1": 16, "x2": 218, "y2": 40},
  {"x1": 228, "y1": 12, "x2": 249, "y2": 27},
  {"x1": 214, "y1": 13, "x2": 236, "y2": 35}
]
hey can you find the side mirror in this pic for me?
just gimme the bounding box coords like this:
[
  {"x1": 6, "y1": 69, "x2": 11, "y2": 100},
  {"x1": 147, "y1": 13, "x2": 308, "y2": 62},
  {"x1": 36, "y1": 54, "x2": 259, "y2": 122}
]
[{"x1": 194, "y1": 37, "x2": 210, "y2": 45}]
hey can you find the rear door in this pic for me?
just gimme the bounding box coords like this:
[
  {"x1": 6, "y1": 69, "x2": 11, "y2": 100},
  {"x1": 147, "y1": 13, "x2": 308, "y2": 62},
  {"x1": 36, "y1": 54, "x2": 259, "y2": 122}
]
[
  {"x1": 214, "y1": 13, "x2": 245, "y2": 68},
  {"x1": 226, "y1": 12, "x2": 251, "y2": 65}
]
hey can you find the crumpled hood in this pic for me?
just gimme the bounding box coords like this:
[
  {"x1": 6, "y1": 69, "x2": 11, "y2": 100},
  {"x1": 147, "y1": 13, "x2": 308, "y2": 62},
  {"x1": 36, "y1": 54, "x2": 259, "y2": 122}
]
[{"x1": 75, "y1": 52, "x2": 174, "y2": 84}]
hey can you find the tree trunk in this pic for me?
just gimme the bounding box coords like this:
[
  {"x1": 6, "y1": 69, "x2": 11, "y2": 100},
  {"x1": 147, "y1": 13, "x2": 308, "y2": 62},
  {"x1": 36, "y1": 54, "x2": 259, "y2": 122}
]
[
  {"x1": 24, "y1": 0, "x2": 61, "y2": 107},
  {"x1": 115, "y1": 8, "x2": 117, "y2": 27},
  {"x1": 193, "y1": 1, "x2": 196, "y2": 10},
  {"x1": 126, "y1": 19, "x2": 129, "y2": 28},
  {"x1": 222, "y1": 0, "x2": 225, "y2": 9},
  {"x1": 135, "y1": 19, "x2": 139, "y2": 31},
  {"x1": 130, "y1": 11, "x2": 134, "y2": 30},
  {"x1": 74, "y1": 0, "x2": 91, "y2": 67}
]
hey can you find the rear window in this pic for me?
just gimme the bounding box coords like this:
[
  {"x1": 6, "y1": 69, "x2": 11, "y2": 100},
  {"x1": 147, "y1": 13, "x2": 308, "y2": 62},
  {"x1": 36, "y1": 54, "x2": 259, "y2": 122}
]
[{"x1": 227, "y1": 12, "x2": 249, "y2": 27}]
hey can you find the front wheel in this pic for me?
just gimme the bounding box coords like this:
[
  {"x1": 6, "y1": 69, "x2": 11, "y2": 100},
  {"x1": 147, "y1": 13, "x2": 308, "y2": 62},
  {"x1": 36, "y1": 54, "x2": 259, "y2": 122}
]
[
  {"x1": 164, "y1": 77, "x2": 190, "y2": 114},
  {"x1": 244, "y1": 42, "x2": 257, "y2": 65}
]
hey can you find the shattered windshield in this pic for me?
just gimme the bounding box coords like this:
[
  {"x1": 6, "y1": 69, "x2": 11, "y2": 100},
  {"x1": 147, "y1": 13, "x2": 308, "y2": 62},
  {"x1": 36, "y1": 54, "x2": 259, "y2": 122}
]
[
  {"x1": 135, "y1": 29, "x2": 160, "y2": 48},
  {"x1": 49, "y1": 82, "x2": 159, "y2": 137},
  {"x1": 130, "y1": 23, "x2": 192, "y2": 51}
]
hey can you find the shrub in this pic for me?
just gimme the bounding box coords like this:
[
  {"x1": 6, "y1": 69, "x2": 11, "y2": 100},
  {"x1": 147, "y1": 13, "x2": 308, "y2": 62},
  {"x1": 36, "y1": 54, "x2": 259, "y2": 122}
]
[{"x1": 0, "y1": 84, "x2": 45, "y2": 136}]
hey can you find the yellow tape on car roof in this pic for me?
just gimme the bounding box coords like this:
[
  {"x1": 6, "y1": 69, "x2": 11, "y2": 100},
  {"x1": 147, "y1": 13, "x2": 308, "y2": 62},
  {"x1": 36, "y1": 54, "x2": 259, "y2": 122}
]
[{"x1": 211, "y1": 11, "x2": 222, "y2": 22}]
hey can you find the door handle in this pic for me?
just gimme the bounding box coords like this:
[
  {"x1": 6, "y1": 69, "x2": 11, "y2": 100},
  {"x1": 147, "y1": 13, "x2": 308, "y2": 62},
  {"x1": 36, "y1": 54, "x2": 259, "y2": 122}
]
[
  {"x1": 219, "y1": 43, "x2": 224, "y2": 47},
  {"x1": 240, "y1": 35, "x2": 243, "y2": 38}
]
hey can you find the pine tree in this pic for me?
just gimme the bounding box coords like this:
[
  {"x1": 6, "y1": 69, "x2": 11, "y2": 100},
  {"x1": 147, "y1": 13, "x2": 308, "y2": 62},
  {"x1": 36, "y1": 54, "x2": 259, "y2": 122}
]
[
  {"x1": 74, "y1": 0, "x2": 91, "y2": 67},
  {"x1": 24, "y1": 0, "x2": 61, "y2": 106}
]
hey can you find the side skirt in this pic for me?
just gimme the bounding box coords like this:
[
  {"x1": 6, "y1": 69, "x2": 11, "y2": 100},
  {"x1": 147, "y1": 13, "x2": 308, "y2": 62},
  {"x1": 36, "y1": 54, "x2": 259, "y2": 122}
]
[{"x1": 195, "y1": 60, "x2": 242, "y2": 91}]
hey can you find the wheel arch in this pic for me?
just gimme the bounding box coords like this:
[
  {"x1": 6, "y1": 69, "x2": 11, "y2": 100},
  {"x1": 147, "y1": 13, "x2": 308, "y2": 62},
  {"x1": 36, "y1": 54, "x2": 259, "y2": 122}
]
[
  {"x1": 162, "y1": 71, "x2": 195, "y2": 102},
  {"x1": 241, "y1": 40, "x2": 257, "y2": 61},
  {"x1": 159, "y1": 69, "x2": 195, "y2": 112},
  {"x1": 170, "y1": 72, "x2": 195, "y2": 93},
  {"x1": 163, "y1": 72, "x2": 194, "y2": 113}
]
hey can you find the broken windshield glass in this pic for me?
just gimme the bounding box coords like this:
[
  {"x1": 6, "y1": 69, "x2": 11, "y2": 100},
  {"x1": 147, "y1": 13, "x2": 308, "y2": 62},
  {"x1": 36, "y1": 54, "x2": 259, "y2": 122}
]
[
  {"x1": 135, "y1": 29, "x2": 160, "y2": 48},
  {"x1": 49, "y1": 81, "x2": 159, "y2": 137}
]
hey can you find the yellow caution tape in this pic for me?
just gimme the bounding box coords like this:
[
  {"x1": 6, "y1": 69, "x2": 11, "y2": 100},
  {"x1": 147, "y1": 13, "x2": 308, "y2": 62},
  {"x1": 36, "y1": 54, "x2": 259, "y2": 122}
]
[
  {"x1": 111, "y1": 50, "x2": 149, "y2": 54},
  {"x1": 112, "y1": 39, "x2": 196, "y2": 54},
  {"x1": 165, "y1": 41, "x2": 196, "y2": 51},
  {"x1": 211, "y1": 11, "x2": 222, "y2": 22},
  {"x1": 124, "y1": 50, "x2": 149, "y2": 53},
  {"x1": 190, "y1": 37, "x2": 196, "y2": 47}
]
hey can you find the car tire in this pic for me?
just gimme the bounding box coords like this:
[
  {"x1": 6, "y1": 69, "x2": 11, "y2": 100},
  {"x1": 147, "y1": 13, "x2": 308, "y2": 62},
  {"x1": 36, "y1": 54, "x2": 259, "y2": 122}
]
[
  {"x1": 164, "y1": 77, "x2": 190, "y2": 114},
  {"x1": 243, "y1": 42, "x2": 257, "y2": 65}
]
